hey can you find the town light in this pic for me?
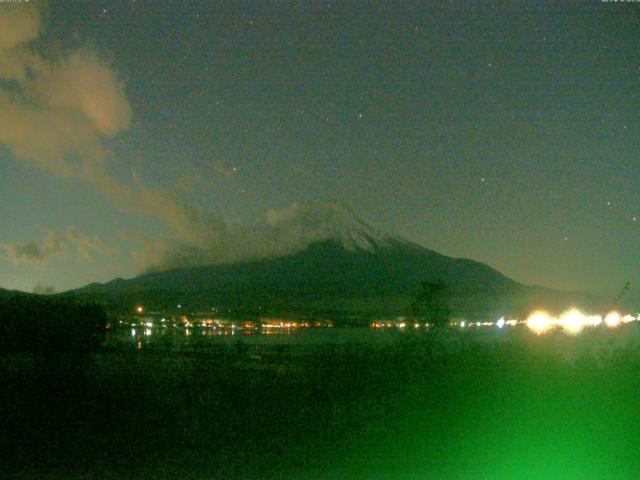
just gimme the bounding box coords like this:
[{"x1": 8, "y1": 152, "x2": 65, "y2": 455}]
[{"x1": 604, "y1": 311, "x2": 621, "y2": 328}]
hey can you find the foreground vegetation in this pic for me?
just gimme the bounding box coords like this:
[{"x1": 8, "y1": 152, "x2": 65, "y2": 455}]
[
  {"x1": 0, "y1": 295, "x2": 106, "y2": 353},
  {"x1": 2, "y1": 326, "x2": 640, "y2": 479}
]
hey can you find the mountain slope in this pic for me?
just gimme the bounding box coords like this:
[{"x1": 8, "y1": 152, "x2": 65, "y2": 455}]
[
  {"x1": 84, "y1": 238, "x2": 516, "y2": 294},
  {"x1": 71, "y1": 237, "x2": 566, "y2": 320},
  {"x1": 68, "y1": 204, "x2": 601, "y2": 320},
  {"x1": 0, "y1": 288, "x2": 32, "y2": 298}
]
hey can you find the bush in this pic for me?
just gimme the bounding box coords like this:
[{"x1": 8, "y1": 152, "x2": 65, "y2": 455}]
[{"x1": 0, "y1": 295, "x2": 107, "y2": 354}]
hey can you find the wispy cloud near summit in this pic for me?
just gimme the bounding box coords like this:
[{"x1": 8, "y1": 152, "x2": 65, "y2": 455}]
[{"x1": 0, "y1": 5, "x2": 386, "y2": 280}]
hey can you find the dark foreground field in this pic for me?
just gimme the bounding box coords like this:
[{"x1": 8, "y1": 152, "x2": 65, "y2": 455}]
[{"x1": 2, "y1": 327, "x2": 640, "y2": 479}]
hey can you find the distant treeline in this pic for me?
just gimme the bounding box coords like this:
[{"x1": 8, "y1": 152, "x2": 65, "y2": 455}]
[{"x1": 0, "y1": 295, "x2": 107, "y2": 353}]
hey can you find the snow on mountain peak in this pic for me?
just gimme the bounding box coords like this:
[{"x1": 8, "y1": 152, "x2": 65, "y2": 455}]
[{"x1": 266, "y1": 201, "x2": 394, "y2": 252}]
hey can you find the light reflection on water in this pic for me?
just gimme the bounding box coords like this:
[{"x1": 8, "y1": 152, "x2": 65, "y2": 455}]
[
  {"x1": 112, "y1": 314, "x2": 640, "y2": 350},
  {"x1": 112, "y1": 325, "x2": 411, "y2": 350}
]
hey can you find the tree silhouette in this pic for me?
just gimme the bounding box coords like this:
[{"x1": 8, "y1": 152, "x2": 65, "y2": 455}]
[
  {"x1": 411, "y1": 280, "x2": 451, "y2": 328},
  {"x1": 0, "y1": 296, "x2": 107, "y2": 354}
]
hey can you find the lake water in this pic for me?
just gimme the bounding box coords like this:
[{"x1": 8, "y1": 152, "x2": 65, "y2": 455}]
[
  {"x1": 106, "y1": 322, "x2": 640, "y2": 366},
  {"x1": 110, "y1": 325, "x2": 416, "y2": 349},
  {"x1": 106, "y1": 324, "x2": 515, "y2": 356}
]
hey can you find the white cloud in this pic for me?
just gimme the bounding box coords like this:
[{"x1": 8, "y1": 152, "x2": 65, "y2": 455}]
[
  {"x1": 0, "y1": 4, "x2": 40, "y2": 50},
  {"x1": 0, "y1": 7, "x2": 371, "y2": 276},
  {"x1": 37, "y1": 51, "x2": 132, "y2": 136},
  {"x1": 0, "y1": 3, "x2": 218, "y2": 252},
  {"x1": 67, "y1": 227, "x2": 119, "y2": 260},
  {"x1": 1, "y1": 231, "x2": 63, "y2": 265}
]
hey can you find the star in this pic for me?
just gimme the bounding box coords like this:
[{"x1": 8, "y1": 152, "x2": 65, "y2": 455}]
[{"x1": 357, "y1": 113, "x2": 363, "y2": 119}]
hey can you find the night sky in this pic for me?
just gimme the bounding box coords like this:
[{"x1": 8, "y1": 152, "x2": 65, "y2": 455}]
[{"x1": 1, "y1": 1, "x2": 639, "y2": 294}]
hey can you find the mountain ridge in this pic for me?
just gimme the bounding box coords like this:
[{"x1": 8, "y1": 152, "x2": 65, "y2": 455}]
[
  {"x1": 68, "y1": 237, "x2": 590, "y2": 321},
  {"x1": 62, "y1": 203, "x2": 603, "y2": 320}
]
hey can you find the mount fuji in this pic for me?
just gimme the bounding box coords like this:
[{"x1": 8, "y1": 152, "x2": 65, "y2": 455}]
[{"x1": 67, "y1": 203, "x2": 597, "y2": 321}]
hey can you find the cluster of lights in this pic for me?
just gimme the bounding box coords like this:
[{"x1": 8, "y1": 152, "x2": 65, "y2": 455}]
[
  {"x1": 458, "y1": 309, "x2": 637, "y2": 335},
  {"x1": 128, "y1": 310, "x2": 334, "y2": 337},
  {"x1": 262, "y1": 321, "x2": 309, "y2": 329},
  {"x1": 458, "y1": 319, "x2": 517, "y2": 328},
  {"x1": 525, "y1": 309, "x2": 636, "y2": 335},
  {"x1": 261, "y1": 320, "x2": 334, "y2": 329},
  {"x1": 370, "y1": 310, "x2": 639, "y2": 336}
]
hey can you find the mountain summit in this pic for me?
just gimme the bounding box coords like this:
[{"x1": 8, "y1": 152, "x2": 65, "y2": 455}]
[{"x1": 264, "y1": 201, "x2": 399, "y2": 253}]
